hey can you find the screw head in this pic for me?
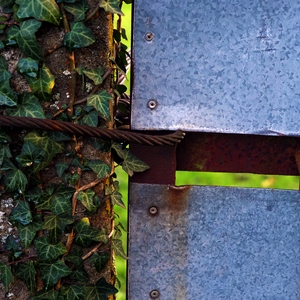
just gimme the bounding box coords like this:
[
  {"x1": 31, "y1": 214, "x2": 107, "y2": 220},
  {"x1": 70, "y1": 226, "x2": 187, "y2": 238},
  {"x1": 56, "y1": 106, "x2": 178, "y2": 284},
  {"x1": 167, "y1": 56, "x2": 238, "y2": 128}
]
[
  {"x1": 150, "y1": 289, "x2": 160, "y2": 298},
  {"x1": 149, "y1": 206, "x2": 158, "y2": 215},
  {"x1": 148, "y1": 100, "x2": 157, "y2": 110},
  {"x1": 145, "y1": 32, "x2": 154, "y2": 41}
]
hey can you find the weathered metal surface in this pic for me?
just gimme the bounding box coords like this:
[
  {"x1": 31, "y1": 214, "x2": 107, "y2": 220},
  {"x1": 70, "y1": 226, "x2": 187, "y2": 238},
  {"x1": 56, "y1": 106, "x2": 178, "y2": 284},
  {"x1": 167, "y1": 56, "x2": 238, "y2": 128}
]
[
  {"x1": 177, "y1": 132, "x2": 300, "y2": 175},
  {"x1": 132, "y1": 0, "x2": 300, "y2": 135},
  {"x1": 128, "y1": 183, "x2": 300, "y2": 299}
]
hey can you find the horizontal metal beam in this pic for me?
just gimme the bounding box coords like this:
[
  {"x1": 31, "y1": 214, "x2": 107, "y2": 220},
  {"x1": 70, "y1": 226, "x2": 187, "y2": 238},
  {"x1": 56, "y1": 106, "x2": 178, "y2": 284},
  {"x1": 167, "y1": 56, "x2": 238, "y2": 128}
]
[
  {"x1": 177, "y1": 132, "x2": 300, "y2": 175},
  {"x1": 131, "y1": 132, "x2": 300, "y2": 182}
]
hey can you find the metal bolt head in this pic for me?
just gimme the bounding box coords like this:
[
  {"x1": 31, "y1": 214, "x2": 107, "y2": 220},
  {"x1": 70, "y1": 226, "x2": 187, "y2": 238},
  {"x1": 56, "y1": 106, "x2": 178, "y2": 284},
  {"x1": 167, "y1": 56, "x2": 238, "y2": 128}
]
[
  {"x1": 148, "y1": 100, "x2": 157, "y2": 110},
  {"x1": 149, "y1": 206, "x2": 158, "y2": 215},
  {"x1": 150, "y1": 289, "x2": 160, "y2": 298},
  {"x1": 145, "y1": 32, "x2": 154, "y2": 41}
]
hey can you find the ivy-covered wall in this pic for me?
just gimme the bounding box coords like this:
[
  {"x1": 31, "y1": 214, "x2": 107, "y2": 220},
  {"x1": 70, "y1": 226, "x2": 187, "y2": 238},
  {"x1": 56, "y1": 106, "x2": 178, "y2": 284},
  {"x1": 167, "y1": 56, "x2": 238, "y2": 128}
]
[{"x1": 0, "y1": 0, "x2": 138, "y2": 299}]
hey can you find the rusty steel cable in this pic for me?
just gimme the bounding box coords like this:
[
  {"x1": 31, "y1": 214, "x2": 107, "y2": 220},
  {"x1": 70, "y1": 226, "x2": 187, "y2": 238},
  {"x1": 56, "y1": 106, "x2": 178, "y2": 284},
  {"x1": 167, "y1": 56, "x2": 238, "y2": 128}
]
[{"x1": 0, "y1": 115, "x2": 185, "y2": 146}]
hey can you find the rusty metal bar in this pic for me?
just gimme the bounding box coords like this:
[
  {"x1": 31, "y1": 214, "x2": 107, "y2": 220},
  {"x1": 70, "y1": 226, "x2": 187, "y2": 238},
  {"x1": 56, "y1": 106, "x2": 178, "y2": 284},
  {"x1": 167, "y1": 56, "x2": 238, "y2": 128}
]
[
  {"x1": 177, "y1": 132, "x2": 300, "y2": 175},
  {"x1": 130, "y1": 144, "x2": 177, "y2": 185}
]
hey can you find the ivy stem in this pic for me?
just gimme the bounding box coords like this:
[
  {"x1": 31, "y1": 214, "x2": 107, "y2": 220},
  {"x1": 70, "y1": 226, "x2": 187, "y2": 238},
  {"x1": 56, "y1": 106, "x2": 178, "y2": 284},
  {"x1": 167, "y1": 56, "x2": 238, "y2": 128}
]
[
  {"x1": 7, "y1": 255, "x2": 37, "y2": 265},
  {"x1": 82, "y1": 242, "x2": 103, "y2": 261},
  {"x1": 81, "y1": 221, "x2": 114, "y2": 261},
  {"x1": 58, "y1": 3, "x2": 70, "y2": 32},
  {"x1": 85, "y1": 5, "x2": 99, "y2": 22},
  {"x1": 59, "y1": 3, "x2": 76, "y2": 118},
  {"x1": 67, "y1": 52, "x2": 77, "y2": 117}
]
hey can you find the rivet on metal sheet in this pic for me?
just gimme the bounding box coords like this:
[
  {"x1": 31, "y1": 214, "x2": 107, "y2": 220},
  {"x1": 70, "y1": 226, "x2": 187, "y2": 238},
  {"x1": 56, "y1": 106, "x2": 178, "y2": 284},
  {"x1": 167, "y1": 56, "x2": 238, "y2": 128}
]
[
  {"x1": 149, "y1": 206, "x2": 158, "y2": 215},
  {"x1": 148, "y1": 100, "x2": 157, "y2": 110},
  {"x1": 145, "y1": 32, "x2": 154, "y2": 41},
  {"x1": 149, "y1": 289, "x2": 160, "y2": 298}
]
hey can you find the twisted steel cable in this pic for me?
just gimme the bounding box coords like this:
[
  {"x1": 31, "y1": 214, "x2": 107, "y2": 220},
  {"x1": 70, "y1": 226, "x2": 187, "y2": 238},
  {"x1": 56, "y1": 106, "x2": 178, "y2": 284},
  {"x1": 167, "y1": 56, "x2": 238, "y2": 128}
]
[{"x1": 0, "y1": 115, "x2": 185, "y2": 146}]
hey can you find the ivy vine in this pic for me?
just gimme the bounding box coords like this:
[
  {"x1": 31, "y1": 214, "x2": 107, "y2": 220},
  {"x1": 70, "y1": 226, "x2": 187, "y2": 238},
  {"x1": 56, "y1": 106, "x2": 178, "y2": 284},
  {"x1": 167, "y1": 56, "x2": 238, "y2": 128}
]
[{"x1": 0, "y1": 0, "x2": 146, "y2": 299}]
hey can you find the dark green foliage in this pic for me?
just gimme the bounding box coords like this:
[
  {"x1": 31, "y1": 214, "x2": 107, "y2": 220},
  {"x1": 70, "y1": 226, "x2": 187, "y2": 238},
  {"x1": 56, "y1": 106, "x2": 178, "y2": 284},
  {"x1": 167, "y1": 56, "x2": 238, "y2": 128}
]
[{"x1": 0, "y1": 0, "x2": 139, "y2": 297}]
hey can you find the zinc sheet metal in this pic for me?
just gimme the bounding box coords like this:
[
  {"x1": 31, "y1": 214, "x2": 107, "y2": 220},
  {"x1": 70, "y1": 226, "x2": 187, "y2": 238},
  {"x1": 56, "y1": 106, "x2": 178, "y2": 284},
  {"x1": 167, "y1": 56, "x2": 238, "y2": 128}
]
[
  {"x1": 128, "y1": 183, "x2": 300, "y2": 299},
  {"x1": 132, "y1": 0, "x2": 300, "y2": 135}
]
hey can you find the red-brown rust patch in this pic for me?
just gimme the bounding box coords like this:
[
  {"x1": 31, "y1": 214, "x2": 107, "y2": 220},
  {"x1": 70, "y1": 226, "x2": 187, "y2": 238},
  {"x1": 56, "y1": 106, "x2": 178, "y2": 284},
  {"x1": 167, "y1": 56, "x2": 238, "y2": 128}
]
[{"x1": 165, "y1": 185, "x2": 191, "y2": 213}]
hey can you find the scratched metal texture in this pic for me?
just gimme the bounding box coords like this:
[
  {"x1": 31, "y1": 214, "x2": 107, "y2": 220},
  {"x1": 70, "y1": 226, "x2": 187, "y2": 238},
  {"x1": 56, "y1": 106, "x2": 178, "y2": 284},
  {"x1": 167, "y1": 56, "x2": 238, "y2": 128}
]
[
  {"x1": 132, "y1": 0, "x2": 300, "y2": 135},
  {"x1": 128, "y1": 183, "x2": 300, "y2": 299}
]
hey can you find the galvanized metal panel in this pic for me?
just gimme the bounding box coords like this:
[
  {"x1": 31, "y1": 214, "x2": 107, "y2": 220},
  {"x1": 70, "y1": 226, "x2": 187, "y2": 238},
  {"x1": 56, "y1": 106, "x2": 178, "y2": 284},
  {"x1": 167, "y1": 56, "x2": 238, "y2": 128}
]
[
  {"x1": 132, "y1": 0, "x2": 300, "y2": 135},
  {"x1": 128, "y1": 183, "x2": 300, "y2": 299}
]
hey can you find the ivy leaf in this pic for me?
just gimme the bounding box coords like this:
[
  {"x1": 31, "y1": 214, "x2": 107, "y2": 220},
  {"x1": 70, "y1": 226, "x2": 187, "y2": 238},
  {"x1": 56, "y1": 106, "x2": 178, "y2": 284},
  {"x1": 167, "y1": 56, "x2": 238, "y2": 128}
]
[
  {"x1": 40, "y1": 260, "x2": 72, "y2": 289},
  {"x1": 74, "y1": 217, "x2": 107, "y2": 247},
  {"x1": 31, "y1": 289, "x2": 59, "y2": 300},
  {"x1": 111, "y1": 144, "x2": 150, "y2": 176},
  {"x1": 24, "y1": 131, "x2": 63, "y2": 172},
  {"x1": 63, "y1": 22, "x2": 95, "y2": 51},
  {"x1": 9, "y1": 200, "x2": 32, "y2": 225},
  {"x1": 100, "y1": 0, "x2": 124, "y2": 16},
  {"x1": 16, "y1": 20, "x2": 43, "y2": 61},
  {"x1": 16, "y1": 216, "x2": 43, "y2": 247},
  {"x1": 0, "y1": 128, "x2": 11, "y2": 144},
  {"x1": 69, "y1": 268, "x2": 89, "y2": 284},
  {"x1": 121, "y1": 150, "x2": 150, "y2": 176},
  {"x1": 64, "y1": 0, "x2": 90, "y2": 22},
  {"x1": 37, "y1": 184, "x2": 74, "y2": 215},
  {"x1": 1, "y1": 0, "x2": 15, "y2": 10},
  {"x1": 84, "y1": 278, "x2": 118, "y2": 300},
  {"x1": 4, "y1": 169, "x2": 28, "y2": 193},
  {"x1": 0, "y1": 56, "x2": 17, "y2": 106},
  {"x1": 74, "y1": 217, "x2": 95, "y2": 247},
  {"x1": 0, "y1": 262, "x2": 13, "y2": 292},
  {"x1": 7, "y1": 93, "x2": 46, "y2": 118},
  {"x1": 4, "y1": 235, "x2": 20, "y2": 256},
  {"x1": 5, "y1": 25, "x2": 18, "y2": 46},
  {"x1": 55, "y1": 162, "x2": 69, "y2": 177},
  {"x1": 87, "y1": 160, "x2": 111, "y2": 179},
  {"x1": 112, "y1": 238, "x2": 128, "y2": 259},
  {"x1": 16, "y1": 141, "x2": 46, "y2": 168},
  {"x1": 0, "y1": 145, "x2": 12, "y2": 166},
  {"x1": 81, "y1": 110, "x2": 99, "y2": 127},
  {"x1": 25, "y1": 186, "x2": 43, "y2": 203},
  {"x1": 111, "y1": 190, "x2": 125, "y2": 209},
  {"x1": 0, "y1": 80, "x2": 18, "y2": 106},
  {"x1": 90, "y1": 252, "x2": 110, "y2": 273},
  {"x1": 87, "y1": 91, "x2": 111, "y2": 120},
  {"x1": 1, "y1": 158, "x2": 17, "y2": 171},
  {"x1": 64, "y1": 248, "x2": 83, "y2": 269},
  {"x1": 49, "y1": 131, "x2": 72, "y2": 142},
  {"x1": 0, "y1": 56, "x2": 10, "y2": 81},
  {"x1": 25, "y1": 64, "x2": 55, "y2": 100},
  {"x1": 17, "y1": 57, "x2": 39, "y2": 77},
  {"x1": 82, "y1": 66, "x2": 104, "y2": 85},
  {"x1": 4, "y1": 235, "x2": 18, "y2": 250},
  {"x1": 59, "y1": 285, "x2": 85, "y2": 300},
  {"x1": 77, "y1": 189, "x2": 96, "y2": 211},
  {"x1": 35, "y1": 236, "x2": 67, "y2": 263},
  {"x1": 92, "y1": 227, "x2": 108, "y2": 243},
  {"x1": 42, "y1": 214, "x2": 73, "y2": 243},
  {"x1": 16, "y1": 0, "x2": 61, "y2": 25},
  {"x1": 15, "y1": 261, "x2": 37, "y2": 293}
]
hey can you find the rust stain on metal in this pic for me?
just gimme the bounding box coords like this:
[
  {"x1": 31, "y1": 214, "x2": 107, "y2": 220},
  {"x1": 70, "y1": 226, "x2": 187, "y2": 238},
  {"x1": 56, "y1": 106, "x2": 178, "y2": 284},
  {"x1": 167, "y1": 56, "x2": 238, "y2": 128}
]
[{"x1": 165, "y1": 185, "x2": 191, "y2": 213}]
